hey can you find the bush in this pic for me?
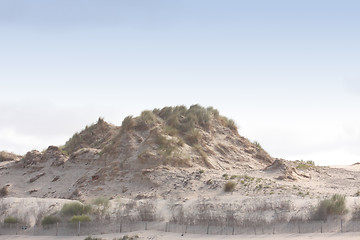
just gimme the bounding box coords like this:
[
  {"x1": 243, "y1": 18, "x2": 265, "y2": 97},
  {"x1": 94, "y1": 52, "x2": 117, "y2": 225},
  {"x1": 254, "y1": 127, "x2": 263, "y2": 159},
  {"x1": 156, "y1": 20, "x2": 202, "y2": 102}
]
[
  {"x1": 314, "y1": 194, "x2": 348, "y2": 220},
  {"x1": 61, "y1": 202, "x2": 91, "y2": 216},
  {"x1": 70, "y1": 215, "x2": 91, "y2": 223},
  {"x1": 4, "y1": 216, "x2": 17, "y2": 224},
  {"x1": 41, "y1": 215, "x2": 60, "y2": 226},
  {"x1": 224, "y1": 181, "x2": 237, "y2": 192}
]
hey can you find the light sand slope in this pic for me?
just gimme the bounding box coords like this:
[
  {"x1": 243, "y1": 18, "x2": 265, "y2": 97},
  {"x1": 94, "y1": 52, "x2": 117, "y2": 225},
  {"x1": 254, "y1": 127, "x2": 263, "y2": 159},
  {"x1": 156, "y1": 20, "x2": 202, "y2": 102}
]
[{"x1": 1, "y1": 230, "x2": 360, "y2": 240}]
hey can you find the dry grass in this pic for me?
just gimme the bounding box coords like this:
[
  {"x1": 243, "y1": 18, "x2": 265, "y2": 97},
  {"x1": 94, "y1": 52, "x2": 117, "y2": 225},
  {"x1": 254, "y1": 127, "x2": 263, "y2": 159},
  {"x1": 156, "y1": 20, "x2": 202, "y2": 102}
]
[{"x1": 121, "y1": 116, "x2": 135, "y2": 133}]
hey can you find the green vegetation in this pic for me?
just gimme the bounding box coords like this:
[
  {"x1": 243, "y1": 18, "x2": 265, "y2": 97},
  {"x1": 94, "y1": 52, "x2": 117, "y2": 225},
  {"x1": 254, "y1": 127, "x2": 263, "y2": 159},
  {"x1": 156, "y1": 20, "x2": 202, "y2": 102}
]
[
  {"x1": 253, "y1": 141, "x2": 263, "y2": 150},
  {"x1": 121, "y1": 116, "x2": 135, "y2": 133},
  {"x1": 224, "y1": 181, "x2": 237, "y2": 192},
  {"x1": 84, "y1": 236, "x2": 104, "y2": 240},
  {"x1": 70, "y1": 215, "x2": 91, "y2": 223},
  {"x1": 184, "y1": 129, "x2": 201, "y2": 146},
  {"x1": 226, "y1": 119, "x2": 237, "y2": 132},
  {"x1": 62, "y1": 132, "x2": 82, "y2": 154},
  {"x1": 194, "y1": 145, "x2": 211, "y2": 167},
  {"x1": 92, "y1": 197, "x2": 110, "y2": 215},
  {"x1": 154, "y1": 132, "x2": 176, "y2": 156},
  {"x1": 314, "y1": 194, "x2": 348, "y2": 220},
  {"x1": 41, "y1": 215, "x2": 60, "y2": 226},
  {"x1": 61, "y1": 202, "x2": 91, "y2": 216},
  {"x1": 136, "y1": 110, "x2": 157, "y2": 130},
  {"x1": 154, "y1": 105, "x2": 237, "y2": 138},
  {"x1": 4, "y1": 216, "x2": 17, "y2": 224},
  {"x1": 113, "y1": 235, "x2": 139, "y2": 240},
  {"x1": 296, "y1": 160, "x2": 315, "y2": 170}
]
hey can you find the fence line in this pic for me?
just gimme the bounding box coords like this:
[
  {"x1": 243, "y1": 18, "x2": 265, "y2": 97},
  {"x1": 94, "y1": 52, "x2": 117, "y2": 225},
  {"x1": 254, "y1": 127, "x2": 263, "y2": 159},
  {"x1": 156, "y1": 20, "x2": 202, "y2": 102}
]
[{"x1": 1, "y1": 219, "x2": 360, "y2": 236}]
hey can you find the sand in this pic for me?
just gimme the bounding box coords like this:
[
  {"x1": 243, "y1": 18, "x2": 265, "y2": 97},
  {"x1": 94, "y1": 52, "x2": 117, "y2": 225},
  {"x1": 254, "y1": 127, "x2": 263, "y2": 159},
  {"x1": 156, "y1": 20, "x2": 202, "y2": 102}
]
[{"x1": 1, "y1": 230, "x2": 360, "y2": 240}]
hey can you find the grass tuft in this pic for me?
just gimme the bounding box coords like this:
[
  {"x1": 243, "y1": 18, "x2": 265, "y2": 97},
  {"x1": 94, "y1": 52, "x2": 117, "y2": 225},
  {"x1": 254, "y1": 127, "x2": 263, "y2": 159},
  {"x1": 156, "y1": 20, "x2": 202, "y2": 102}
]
[
  {"x1": 224, "y1": 181, "x2": 237, "y2": 192},
  {"x1": 4, "y1": 216, "x2": 17, "y2": 224},
  {"x1": 313, "y1": 194, "x2": 348, "y2": 220}
]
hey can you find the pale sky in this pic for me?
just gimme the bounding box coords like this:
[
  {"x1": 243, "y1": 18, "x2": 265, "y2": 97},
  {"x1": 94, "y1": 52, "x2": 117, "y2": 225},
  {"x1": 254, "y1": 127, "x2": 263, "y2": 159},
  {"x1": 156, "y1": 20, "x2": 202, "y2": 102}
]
[{"x1": 1, "y1": 0, "x2": 360, "y2": 166}]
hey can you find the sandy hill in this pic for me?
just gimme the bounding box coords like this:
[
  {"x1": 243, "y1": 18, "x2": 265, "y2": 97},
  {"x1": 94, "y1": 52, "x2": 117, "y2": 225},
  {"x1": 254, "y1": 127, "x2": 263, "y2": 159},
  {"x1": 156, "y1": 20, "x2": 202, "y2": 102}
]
[
  {"x1": 1, "y1": 105, "x2": 360, "y2": 228},
  {"x1": 0, "y1": 105, "x2": 274, "y2": 200}
]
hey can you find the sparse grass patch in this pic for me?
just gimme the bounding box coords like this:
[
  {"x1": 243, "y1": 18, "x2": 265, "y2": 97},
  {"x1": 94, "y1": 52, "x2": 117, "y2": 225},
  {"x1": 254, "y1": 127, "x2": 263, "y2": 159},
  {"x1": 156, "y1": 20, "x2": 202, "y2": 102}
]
[
  {"x1": 296, "y1": 160, "x2": 315, "y2": 170},
  {"x1": 224, "y1": 181, "x2": 237, "y2": 192},
  {"x1": 62, "y1": 132, "x2": 82, "y2": 154},
  {"x1": 4, "y1": 216, "x2": 17, "y2": 224},
  {"x1": 84, "y1": 236, "x2": 104, "y2": 240},
  {"x1": 136, "y1": 111, "x2": 157, "y2": 130},
  {"x1": 226, "y1": 119, "x2": 237, "y2": 133},
  {"x1": 121, "y1": 116, "x2": 135, "y2": 133},
  {"x1": 164, "y1": 125, "x2": 178, "y2": 136},
  {"x1": 154, "y1": 133, "x2": 177, "y2": 156},
  {"x1": 253, "y1": 141, "x2": 263, "y2": 150},
  {"x1": 184, "y1": 129, "x2": 200, "y2": 146},
  {"x1": 113, "y1": 235, "x2": 139, "y2": 240}
]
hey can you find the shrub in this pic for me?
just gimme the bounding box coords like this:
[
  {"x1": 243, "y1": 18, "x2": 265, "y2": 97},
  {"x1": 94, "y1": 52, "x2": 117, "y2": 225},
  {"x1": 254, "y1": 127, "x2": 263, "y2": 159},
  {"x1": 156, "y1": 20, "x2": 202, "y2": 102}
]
[
  {"x1": 61, "y1": 202, "x2": 91, "y2": 216},
  {"x1": 70, "y1": 215, "x2": 91, "y2": 223},
  {"x1": 224, "y1": 181, "x2": 237, "y2": 192},
  {"x1": 313, "y1": 194, "x2": 348, "y2": 220},
  {"x1": 4, "y1": 216, "x2": 17, "y2": 224},
  {"x1": 41, "y1": 215, "x2": 60, "y2": 226}
]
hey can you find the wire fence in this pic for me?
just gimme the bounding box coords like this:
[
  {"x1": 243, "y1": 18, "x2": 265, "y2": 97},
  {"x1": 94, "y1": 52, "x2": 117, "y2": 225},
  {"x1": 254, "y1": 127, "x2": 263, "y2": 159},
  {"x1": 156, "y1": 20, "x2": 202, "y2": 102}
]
[{"x1": 1, "y1": 219, "x2": 360, "y2": 236}]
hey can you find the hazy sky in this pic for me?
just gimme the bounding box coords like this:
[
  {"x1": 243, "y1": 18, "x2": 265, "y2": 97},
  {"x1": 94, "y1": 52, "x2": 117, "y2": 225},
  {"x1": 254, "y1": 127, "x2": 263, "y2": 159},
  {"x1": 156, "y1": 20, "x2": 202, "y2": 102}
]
[{"x1": 1, "y1": 0, "x2": 360, "y2": 165}]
